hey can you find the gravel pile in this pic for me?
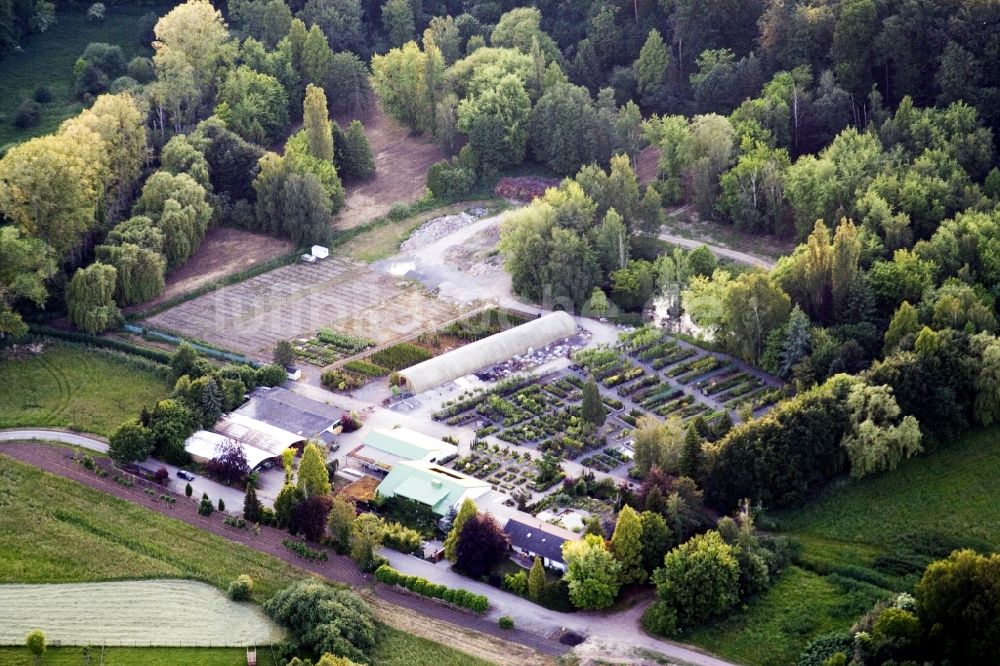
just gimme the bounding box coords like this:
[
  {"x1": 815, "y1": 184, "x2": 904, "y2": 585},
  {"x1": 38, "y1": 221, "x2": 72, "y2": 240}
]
[{"x1": 400, "y1": 210, "x2": 483, "y2": 253}]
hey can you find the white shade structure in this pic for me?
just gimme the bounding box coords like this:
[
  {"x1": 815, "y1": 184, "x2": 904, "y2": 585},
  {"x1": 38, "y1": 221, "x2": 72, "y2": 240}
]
[{"x1": 396, "y1": 311, "x2": 577, "y2": 394}]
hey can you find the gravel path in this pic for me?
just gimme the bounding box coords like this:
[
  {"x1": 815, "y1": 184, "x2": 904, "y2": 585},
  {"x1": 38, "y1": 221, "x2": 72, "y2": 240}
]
[{"x1": 0, "y1": 440, "x2": 568, "y2": 658}]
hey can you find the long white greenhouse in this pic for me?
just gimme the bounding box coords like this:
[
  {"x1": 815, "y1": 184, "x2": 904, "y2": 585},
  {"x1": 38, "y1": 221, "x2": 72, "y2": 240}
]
[{"x1": 397, "y1": 311, "x2": 577, "y2": 394}]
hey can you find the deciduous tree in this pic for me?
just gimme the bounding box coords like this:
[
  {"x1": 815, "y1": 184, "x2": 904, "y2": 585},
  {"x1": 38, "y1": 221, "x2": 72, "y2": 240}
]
[
  {"x1": 562, "y1": 534, "x2": 622, "y2": 609},
  {"x1": 66, "y1": 262, "x2": 120, "y2": 334},
  {"x1": 444, "y1": 498, "x2": 476, "y2": 562},
  {"x1": 0, "y1": 227, "x2": 56, "y2": 338},
  {"x1": 455, "y1": 512, "x2": 510, "y2": 578},
  {"x1": 652, "y1": 530, "x2": 740, "y2": 629},
  {"x1": 108, "y1": 419, "x2": 154, "y2": 465}
]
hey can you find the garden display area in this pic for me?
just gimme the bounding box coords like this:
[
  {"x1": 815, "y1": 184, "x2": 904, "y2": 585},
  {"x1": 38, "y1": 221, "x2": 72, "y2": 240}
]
[
  {"x1": 0, "y1": 580, "x2": 283, "y2": 646},
  {"x1": 0, "y1": 343, "x2": 171, "y2": 436},
  {"x1": 432, "y1": 327, "x2": 783, "y2": 479},
  {"x1": 144, "y1": 256, "x2": 472, "y2": 361}
]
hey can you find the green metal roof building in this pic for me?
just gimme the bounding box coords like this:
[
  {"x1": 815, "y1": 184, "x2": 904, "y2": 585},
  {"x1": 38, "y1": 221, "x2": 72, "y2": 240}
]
[{"x1": 375, "y1": 460, "x2": 491, "y2": 515}]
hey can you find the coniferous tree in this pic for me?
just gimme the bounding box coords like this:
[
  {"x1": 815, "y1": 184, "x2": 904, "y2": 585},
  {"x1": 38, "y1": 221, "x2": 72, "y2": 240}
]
[
  {"x1": 343, "y1": 121, "x2": 375, "y2": 180},
  {"x1": 243, "y1": 483, "x2": 262, "y2": 522},
  {"x1": 581, "y1": 377, "x2": 606, "y2": 427},
  {"x1": 528, "y1": 556, "x2": 546, "y2": 601},
  {"x1": 609, "y1": 505, "x2": 646, "y2": 584},
  {"x1": 679, "y1": 425, "x2": 705, "y2": 481}
]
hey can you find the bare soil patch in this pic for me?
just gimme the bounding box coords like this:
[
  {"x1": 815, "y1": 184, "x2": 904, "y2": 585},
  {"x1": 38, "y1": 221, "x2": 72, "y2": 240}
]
[
  {"x1": 635, "y1": 145, "x2": 660, "y2": 185},
  {"x1": 334, "y1": 107, "x2": 446, "y2": 230},
  {"x1": 139, "y1": 227, "x2": 294, "y2": 310},
  {"x1": 144, "y1": 256, "x2": 473, "y2": 360}
]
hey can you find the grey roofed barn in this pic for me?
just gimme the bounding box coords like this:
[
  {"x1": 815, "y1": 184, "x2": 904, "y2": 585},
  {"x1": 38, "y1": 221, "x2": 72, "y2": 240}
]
[{"x1": 234, "y1": 386, "x2": 341, "y2": 438}]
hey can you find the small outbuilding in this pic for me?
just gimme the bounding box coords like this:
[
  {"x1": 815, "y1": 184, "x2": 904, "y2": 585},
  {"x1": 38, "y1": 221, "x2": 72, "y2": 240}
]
[{"x1": 396, "y1": 311, "x2": 577, "y2": 394}]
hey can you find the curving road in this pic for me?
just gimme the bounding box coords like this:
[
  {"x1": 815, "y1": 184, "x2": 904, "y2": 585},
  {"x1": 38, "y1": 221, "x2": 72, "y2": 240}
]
[{"x1": 1, "y1": 429, "x2": 741, "y2": 666}]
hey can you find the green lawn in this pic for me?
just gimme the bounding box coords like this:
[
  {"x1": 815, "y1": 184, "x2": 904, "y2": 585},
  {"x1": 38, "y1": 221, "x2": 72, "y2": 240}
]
[
  {"x1": 0, "y1": 646, "x2": 249, "y2": 666},
  {"x1": 686, "y1": 426, "x2": 1000, "y2": 666},
  {"x1": 0, "y1": 343, "x2": 171, "y2": 436},
  {"x1": 0, "y1": 3, "x2": 168, "y2": 150},
  {"x1": 0, "y1": 454, "x2": 305, "y2": 600}
]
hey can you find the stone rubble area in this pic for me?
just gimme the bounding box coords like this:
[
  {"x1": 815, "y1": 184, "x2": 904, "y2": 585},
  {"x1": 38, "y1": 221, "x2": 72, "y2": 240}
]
[
  {"x1": 400, "y1": 208, "x2": 488, "y2": 253},
  {"x1": 477, "y1": 331, "x2": 592, "y2": 380}
]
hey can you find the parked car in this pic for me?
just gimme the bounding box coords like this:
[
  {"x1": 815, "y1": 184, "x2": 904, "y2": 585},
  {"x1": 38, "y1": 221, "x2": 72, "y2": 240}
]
[
  {"x1": 285, "y1": 366, "x2": 301, "y2": 381},
  {"x1": 176, "y1": 470, "x2": 195, "y2": 481}
]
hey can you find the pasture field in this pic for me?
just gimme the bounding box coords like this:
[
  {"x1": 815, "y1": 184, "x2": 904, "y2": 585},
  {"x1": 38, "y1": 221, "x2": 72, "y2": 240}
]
[
  {"x1": 0, "y1": 455, "x2": 305, "y2": 600},
  {"x1": 0, "y1": 4, "x2": 166, "y2": 150},
  {"x1": 144, "y1": 256, "x2": 472, "y2": 360},
  {"x1": 0, "y1": 580, "x2": 283, "y2": 646},
  {"x1": 686, "y1": 426, "x2": 1000, "y2": 665},
  {"x1": 0, "y1": 344, "x2": 171, "y2": 436}
]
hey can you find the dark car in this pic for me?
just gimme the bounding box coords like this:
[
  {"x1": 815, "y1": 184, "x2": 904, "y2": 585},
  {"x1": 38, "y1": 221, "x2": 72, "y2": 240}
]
[{"x1": 175, "y1": 470, "x2": 195, "y2": 481}]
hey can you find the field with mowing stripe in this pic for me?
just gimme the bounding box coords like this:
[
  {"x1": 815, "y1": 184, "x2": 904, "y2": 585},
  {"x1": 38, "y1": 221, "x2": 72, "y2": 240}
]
[
  {"x1": 0, "y1": 580, "x2": 282, "y2": 646},
  {"x1": 0, "y1": 343, "x2": 171, "y2": 436},
  {"x1": 687, "y1": 426, "x2": 1000, "y2": 666},
  {"x1": 0, "y1": 646, "x2": 250, "y2": 666}
]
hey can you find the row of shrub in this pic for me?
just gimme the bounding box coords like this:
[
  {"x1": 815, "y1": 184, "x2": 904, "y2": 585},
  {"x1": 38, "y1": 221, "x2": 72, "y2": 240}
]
[
  {"x1": 374, "y1": 565, "x2": 489, "y2": 613},
  {"x1": 28, "y1": 325, "x2": 173, "y2": 365},
  {"x1": 282, "y1": 539, "x2": 328, "y2": 561}
]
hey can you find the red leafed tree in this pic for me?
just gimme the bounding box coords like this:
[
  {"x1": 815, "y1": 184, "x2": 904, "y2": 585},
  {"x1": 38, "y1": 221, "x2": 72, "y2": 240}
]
[
  {"x1": 455, "y1": 512, "x2": 511, "y2": 579},
  {"x1": 294, "y1": 495, "x2": 334, "y2": 542},
  {"x1": 206, "y1": 438, "x2": 250, "y2": 486}
]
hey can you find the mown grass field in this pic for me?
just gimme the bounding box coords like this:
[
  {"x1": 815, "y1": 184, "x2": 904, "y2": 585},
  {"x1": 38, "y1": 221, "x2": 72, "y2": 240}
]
[
  {"x1": 0, "y1": 628, "x2": 495, "y2": 666},
  {"x1": 687, "y1": 426, "x2": 1000, "y2": 666},
  {"x1": 0, "y1": 343, "x2": 171, "y2": 436},
  {"x1": 0, "y1": 455, "x2": 304, "y2": 600},
  {"x1": 0, "y1": 455, "x2": 495, "y2": 665},
  {"x1": 0, "y1": 646, "x2": 250, "y2": 665},
  {"x1": 0, "y1": 4, "x2": 166, "y2": 150}
]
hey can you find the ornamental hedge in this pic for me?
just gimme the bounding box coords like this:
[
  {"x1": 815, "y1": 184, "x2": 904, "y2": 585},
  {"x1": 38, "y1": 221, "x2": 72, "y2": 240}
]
[{"x1": 374, "y1": 564, "x2": 489, "y2": 613}]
